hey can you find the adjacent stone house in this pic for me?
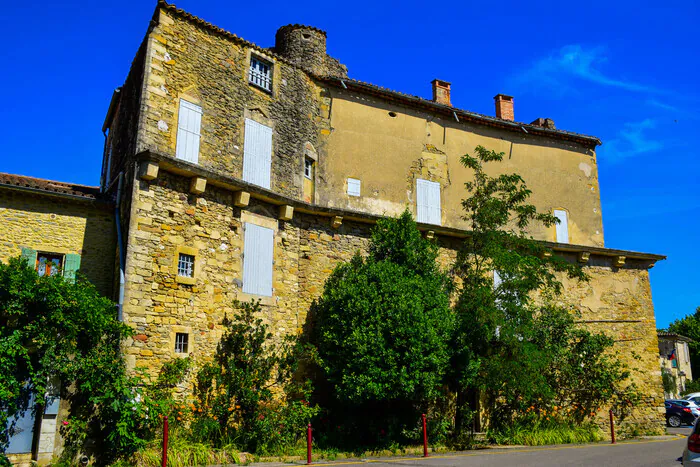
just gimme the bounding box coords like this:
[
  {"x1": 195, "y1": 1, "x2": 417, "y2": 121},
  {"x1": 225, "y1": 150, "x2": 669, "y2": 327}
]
[
  {"x1": 0, "y1": 1, "x2": 669, "y2": 459},
  {"x1": 0, "y1": 173, "x2": 114, "y2": 465},
  {"x1": 658, "y1": 332, "x2": 694, "y2": 398}
]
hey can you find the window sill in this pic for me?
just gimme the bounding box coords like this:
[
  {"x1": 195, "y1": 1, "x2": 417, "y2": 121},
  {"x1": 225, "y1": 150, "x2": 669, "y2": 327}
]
[
  {"x1": 248, "y1": 81, "x2": 273, "y2": 95},
  {"x1": 176, "y1": 276, "x2": 196, "y2": 285}
]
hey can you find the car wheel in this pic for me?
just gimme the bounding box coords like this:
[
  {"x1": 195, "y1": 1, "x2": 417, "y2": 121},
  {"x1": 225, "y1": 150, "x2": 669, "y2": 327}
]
[{"x1": 668, "y1": 415, "x2": 682, "y2": 427}]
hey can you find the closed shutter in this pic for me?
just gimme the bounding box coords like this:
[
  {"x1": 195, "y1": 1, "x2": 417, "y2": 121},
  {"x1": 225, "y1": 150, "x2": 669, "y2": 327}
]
[
  {"x1": 242, "y1": 223, "x2": 274, "y2": 296},
  {"x1": 347, "y1": 178, "x2": 361, "y2": 196},
  {"x1": 416, "y1": 179, "x2": 441, "y2": 225},
  {"x1": 20, "y1": 247, "x2": 37, "y2": 269},
  {"x1": 554, "y1": 209, "x2": 569, "y2": 243},
  {"x1": 175, "y1": 99, "x2": 202, "y2": 164},
  {"x1": 242, "y1": 119, "x2": 272, "y2": 189},
  {"x1": 63, "y1": 254, "x2": 81, "y2": 282}
]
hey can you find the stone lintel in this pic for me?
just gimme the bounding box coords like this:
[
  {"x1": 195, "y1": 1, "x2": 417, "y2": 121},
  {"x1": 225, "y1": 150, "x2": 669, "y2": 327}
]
[
  {"x1": 614, "y1": 255, "x2": 626, "y2": 267},
  {"x1": 279, "y1": 205, "x2": 294, "y2": 221},
  {"x1": 189, "y1": 177, "x2": 207, "y2": 195},
  {"x1": 578, "y1": 251, "x2": 591, "y2": 264},
  {"x1": 233, "y1": 191, "x2": 250, "y2": 207},
  {"x1": 139, "y1": 161, "x2": 159, "y2": 181},
  {"x1": 331, "y1": 216, "x2": 343, "y2": 229}
]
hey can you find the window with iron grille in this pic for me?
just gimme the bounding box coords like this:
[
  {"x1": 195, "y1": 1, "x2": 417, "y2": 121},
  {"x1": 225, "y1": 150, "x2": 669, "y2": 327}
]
[
  {"x1": 177, "y1": 253, "x2": 195, "y2": 278},
  {"x1": 249, "y1": 56, "x2": 272, "y2": 91},
  {"x1": 174, "y1": 333, "x2": 189, "y2": 353}
]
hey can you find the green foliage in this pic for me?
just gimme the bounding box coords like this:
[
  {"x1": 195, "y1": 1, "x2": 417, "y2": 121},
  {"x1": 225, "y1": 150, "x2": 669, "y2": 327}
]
[
  {"x1": 682, "y1": 379, "x2": 700, "y2": 396},
  {"x1": 0, "y1": 256, "x2": 158, "y2": 464},
  {"x1": 488, "y1": 420, "x2": 603, "y2": 446},
  {"x1": 667, "y1": 307, "x2": 700, "y2": 378},
  {"x1": 192, "y1": 299, "x2": 319, "y2": 454},
  {"x1": 312, "y1": 210, "x2": 454, "y2": 447},
  {"x1": 453, "y1": 146, "x2": 633, "y2": 432},
  {"x1": 662, "y1": 368, "x2": 677, "y2": 395}
]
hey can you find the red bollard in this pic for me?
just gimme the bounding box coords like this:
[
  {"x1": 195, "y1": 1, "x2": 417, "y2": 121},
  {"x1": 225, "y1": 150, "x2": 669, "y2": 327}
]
[
  {"x1": 609, "y1": 409, "x2": 616, "y2": 444},
  {"x1": 307, "y1": 423, "x2": 312, "y2": 465},
  {"x1": 422, "y1": 413, "x2": 429, "y2": 457},
  {"x1": 162, "y1": 416, "x2": 169, "y2": 467}
]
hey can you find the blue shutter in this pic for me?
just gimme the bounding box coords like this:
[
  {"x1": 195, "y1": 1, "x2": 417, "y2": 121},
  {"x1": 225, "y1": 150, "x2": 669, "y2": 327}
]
[
  {"x1": 242, "y1": 223, "x2": 274, "y2": 296},
  {"x1": 554, "y1": 209, "x2": 569, "y2": 243},
  {"x1": 20, "y1": 248, "x2": 37, "y2": 269},
  {"x1": 63, "y1": 254, "x2": 81, "y2": 282},
  {"x1": 176, "y1": 99, "x2": 202, "y2": 164},
  {"x1": 243, "y1": 119, "x2": 272, "y2": 189},
  {"x1": 6, "y1": 393, "x2": 36, "y2": 454},
  {"x1": 416, "y1": 179, "x2": 441, "y2": 225}
]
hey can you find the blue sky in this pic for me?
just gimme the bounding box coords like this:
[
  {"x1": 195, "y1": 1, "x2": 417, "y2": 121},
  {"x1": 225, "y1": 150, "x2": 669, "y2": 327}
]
[{"x1": 1, "y1": 1, "x2": 698, "y2": 327}]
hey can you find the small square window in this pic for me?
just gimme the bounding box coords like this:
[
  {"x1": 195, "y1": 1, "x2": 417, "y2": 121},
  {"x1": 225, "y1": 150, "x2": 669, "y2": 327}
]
[
  {"x1": 36, "y1": 253, "x2": 63, "y2": 277},
  {"x1": 249, "y1": 56, "x2": 272, "y2": 92},
  {"x1": 174, "y1": 333, "x2": 189, "y2": 353},
  {"x1": 347, "y1": 178, "x2": 361, "y2": 197},
  {"x1": 304, "y1": 158, "x2": 314, "y2": 179},
  {"x1": 177, "y1": 253, "x2": 195, "y2": 278}
]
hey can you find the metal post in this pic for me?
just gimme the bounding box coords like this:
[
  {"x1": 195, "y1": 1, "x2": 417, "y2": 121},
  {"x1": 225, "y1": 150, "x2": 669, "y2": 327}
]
[
  {"x1": 307, "y1": 423, "x2": 312, "y2": 465},
  {"x1": 609, "y1": 409, "x2": 616, "y2": 444},
  {"x1": 422, "y1": 413, "x2": 429, "y2": 457},
  {"x1": 162, "y1": 416, "x2": 169, "y2": 467}
]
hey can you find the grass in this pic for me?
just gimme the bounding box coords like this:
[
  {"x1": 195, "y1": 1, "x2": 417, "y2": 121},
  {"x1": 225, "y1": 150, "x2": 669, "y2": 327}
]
[
  {"x1": 126, "y1": 437, "x2": 241, "y2": 467},
  {"x1": 488, "y1": 421, "x2": 604, "y2": 446}
]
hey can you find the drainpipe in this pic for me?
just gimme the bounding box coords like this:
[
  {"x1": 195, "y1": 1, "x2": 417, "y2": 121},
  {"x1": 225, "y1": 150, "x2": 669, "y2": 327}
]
[{"x1": 115, "y1": 172, "x2": 125, "y2": 321}]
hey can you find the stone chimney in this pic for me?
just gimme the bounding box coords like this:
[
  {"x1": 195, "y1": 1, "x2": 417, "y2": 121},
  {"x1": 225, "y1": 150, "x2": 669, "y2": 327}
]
[
  {"x1": 494, "y1": 94, "x2": 514, "y2": 121},
  {"x1": 432, "y1": 79, "x2": 451, "y2": 106}
]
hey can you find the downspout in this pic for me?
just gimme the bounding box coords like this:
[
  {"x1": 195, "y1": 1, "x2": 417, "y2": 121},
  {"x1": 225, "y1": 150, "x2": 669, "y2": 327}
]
[{"x1": 115, "y1": 172, "x2": 125, "y2": 321}]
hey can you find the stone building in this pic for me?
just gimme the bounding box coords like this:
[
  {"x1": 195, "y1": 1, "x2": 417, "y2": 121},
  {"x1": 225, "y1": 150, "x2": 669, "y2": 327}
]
[
  {"x1": 0, "y1": 0, "x2": 669, "y2": 458},
  {"x1": 0, "y1": 173, "x2": 114, "y2": 465},
  {"x1": 658, "y1": 332, "x2": 694, "y2": 398}
]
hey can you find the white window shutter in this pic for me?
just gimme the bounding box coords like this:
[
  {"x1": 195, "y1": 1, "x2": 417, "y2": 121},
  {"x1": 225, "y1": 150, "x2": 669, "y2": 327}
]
[
  {"x1": 493, "y1": 270, "x2": 502, "y2": 289},
  {"x1": 242, "y1": 223, "x2": 274, "y2": 297},
  {"x1": 175, "y1": 99, "x2": 202, "y2": 164},
  {"x1": 416, "y1": 179, "x2": 441, "y2": 225},
  {"x1": 554, "y1": 209, "x2": 569, "y2": 243},
  {"x1": 243, "y1": 119, "x2": 272, "y2": 189},
  {"x1": 347, "y1": 178, "x2": 361, "y2": 196}
]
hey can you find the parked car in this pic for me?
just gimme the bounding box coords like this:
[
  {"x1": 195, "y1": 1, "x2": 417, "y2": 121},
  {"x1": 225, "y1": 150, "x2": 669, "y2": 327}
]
[
  {"x1": 669, "y1": 399, "x2": 700, "y2": 418},
  {"x1": 682, "y1": 414, "x2": 700, "y2": 464},
  {"x1": 686, "y1": 395, "x2": 700, "y2": 406},
  {"x1": 666, "y1": 400, "x2": 696, "y2": 427},
  {"x1": 684, "y1": 392, "x2": 700, "y2": 400}
]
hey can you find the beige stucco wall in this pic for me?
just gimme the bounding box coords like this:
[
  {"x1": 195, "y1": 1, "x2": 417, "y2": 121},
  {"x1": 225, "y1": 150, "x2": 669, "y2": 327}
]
[{"x1": 321, "y1": 93, "x2": 604, "y2": 247}]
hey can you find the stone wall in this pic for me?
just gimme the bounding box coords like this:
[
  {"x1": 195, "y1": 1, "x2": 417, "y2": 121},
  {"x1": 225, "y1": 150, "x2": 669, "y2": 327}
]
[
  {"x1": 0, "y1": 188, "x2": 116, "y2": 296},
  {"x1": 121, "y1": 168, "x2": 664, "y2": 432}
]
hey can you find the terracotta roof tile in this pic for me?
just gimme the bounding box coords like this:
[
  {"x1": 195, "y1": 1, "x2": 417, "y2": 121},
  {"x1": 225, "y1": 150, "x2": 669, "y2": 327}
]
[{"x1": 0, "y1": 172, "x2": 100, "y2": 199}]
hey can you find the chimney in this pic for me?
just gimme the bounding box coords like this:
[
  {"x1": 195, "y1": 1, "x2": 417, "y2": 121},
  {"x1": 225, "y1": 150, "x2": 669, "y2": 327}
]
[
  {"x1": 431, "y1": 79, "x2": 451, "y2": 106},
  {"x1": 494, "y1": 94, "x2": 514, "y2": 121}
]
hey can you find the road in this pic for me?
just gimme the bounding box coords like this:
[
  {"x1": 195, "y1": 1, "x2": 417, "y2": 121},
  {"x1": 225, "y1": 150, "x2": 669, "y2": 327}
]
[{"x1": 288, "y1": 428, "x2": 691, "y2": 467}]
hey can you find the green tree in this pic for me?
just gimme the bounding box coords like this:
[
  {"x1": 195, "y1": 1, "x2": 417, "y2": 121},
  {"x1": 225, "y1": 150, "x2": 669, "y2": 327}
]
[
  {"x1": 452, "y1": 146, "x2": 632, "y2": 432},
  {"x1": 192, "y1": 299, "x2": 318, "y2": 454},
  {"x1": 312, "y1": 211, "x2": 454, "y2": 446},
  {"x1": 667, "y1": 307, "x2": 700, "y2": 379},
  {"x1": 0, "y1": 257, "x2": 155, "y2": 465}
]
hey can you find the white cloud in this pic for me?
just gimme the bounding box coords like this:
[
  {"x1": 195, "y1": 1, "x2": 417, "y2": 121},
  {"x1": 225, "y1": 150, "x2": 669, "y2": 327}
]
[{"x1": 600, "y1": 119, "x2": 663, "y2": 163}]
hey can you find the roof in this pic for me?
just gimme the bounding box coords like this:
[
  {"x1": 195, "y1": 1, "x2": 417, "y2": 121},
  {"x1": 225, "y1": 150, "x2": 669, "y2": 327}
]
[
  {"x1": 0, "y1": 172, "x2": 101, "y2": 200},
  {"x1": 320, "y1": 77, "x2": 602, "y2": 148},
  {"x1": 658, "y1": 332, "x2": 694, "y2": 343},
  {"x1": 156, "y1": 1, "x2": 602, "y2": 149}
]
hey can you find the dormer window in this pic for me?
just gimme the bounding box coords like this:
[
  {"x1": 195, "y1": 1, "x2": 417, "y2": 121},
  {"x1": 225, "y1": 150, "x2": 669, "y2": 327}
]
[{"x1": 249, "y1": 56, "x2": 272, "y2": 92}]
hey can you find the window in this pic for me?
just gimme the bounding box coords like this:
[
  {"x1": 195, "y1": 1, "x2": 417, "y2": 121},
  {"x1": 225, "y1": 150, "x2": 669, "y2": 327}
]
[
  {"x1": 347, "y1": 178, "x2": 361, "y2": 197},
  {"x1": 553, "y1": 209, "x2": 569, "y2": 243},
  {"x1": 304, "y1": 158, "x2": 314, "y2": 179},
  {"x1": 416, "y1": 179, "x2": 441, "y2": 225},
  {"x1": 242, "y1": 119, "x2": 273, "y2": 189},
  {"x1": 242, "y1": 223, "x2": 274, "y2": 296},
  {"x1": 174, "y1": 333, "x2": 189, "y2": 354},
  {"x1": 177, "y1": 253, "x2": 195, "y2": 278},
  {"x1": 175, "y1": 99, "x2": 202, "y2": 164},
  {"x1": 36, "y1": 253, "x2": 63, "y2": 277},
  {"x1": 249, "y1": 56, "x2": 272, "y2": 92}
]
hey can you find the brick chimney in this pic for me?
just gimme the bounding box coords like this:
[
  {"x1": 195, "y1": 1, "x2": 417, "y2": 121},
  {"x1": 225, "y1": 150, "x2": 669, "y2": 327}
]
[
  {"x1": 494, "y1": 94, "x2": 514, "y2": 121},
  {"x1": 432, "y1": 79, "x2": 451, "y2": 106}
]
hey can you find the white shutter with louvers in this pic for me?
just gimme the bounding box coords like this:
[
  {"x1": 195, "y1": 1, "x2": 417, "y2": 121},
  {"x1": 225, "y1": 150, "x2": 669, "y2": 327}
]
[
  {"x1": 416, "y1": 179, "x2": 441, "y2": 225},
  {"x1": 554, "y1": 209, "x2": 569, "y2": 243},
  {"x1": 175, "y1": 99, "x2": 202, "y2": 164},
  {"x1": 347, "y1": 178, "x2": 361, "y2": 196},
  {"x1": 242, "y1": 223, "x2": 274, "y2": 296},
  {"x1": 243, "y1": 119, "x2": 272, "y2": 189}
]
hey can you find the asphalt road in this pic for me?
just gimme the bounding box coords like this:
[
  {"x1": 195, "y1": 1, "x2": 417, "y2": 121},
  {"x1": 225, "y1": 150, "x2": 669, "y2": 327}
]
[{"x1": 286, "y1": 428, "x2": 692, "y2": 467}]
